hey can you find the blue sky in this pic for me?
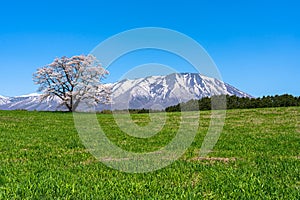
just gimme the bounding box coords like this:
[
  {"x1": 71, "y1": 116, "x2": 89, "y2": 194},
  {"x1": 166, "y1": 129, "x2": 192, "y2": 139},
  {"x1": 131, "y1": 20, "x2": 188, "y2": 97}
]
[{"x1": 0, "y1": 0, "x2": 299, "y2": 97}]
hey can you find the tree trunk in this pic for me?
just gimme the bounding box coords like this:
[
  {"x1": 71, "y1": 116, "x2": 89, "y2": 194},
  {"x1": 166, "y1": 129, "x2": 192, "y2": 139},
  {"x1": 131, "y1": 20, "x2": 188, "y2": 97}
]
[{"x1": 65, "y1": 103, "x2": 73, "y2": 112}]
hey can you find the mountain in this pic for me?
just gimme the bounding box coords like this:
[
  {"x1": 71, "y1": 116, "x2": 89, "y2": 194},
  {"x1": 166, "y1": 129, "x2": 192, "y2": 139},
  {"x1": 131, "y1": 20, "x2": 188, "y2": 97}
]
[
  {"x1": 0, "y1": 73, "x2": 252, "y2": 111},
  {"x1": 0, "y1": 95, "x2": 10, "y2": 105},
  {"x1": 0, "y1": 93, "x2": 66, "y2": 111},
  {"x1": 106, "y1": 73, "x2": 251, "y2": 110}
]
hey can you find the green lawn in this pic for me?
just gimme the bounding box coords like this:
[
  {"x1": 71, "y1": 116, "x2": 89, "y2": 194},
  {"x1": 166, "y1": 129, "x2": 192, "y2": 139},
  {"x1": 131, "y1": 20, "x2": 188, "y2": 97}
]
[{"x1": 0, "y1": 107, "x2": 299, "y2": 199}]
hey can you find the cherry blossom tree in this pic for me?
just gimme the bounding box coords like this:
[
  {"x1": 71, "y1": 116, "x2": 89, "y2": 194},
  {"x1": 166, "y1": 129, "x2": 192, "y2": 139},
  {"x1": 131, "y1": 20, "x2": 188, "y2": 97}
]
[{"x1": 33, "y1": 55, "x2": 111, "y2": 112}]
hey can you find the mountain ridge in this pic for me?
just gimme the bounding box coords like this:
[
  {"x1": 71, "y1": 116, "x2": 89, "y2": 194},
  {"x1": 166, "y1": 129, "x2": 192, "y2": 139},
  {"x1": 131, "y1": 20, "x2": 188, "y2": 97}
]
[{"x1": 0, "y1": 73, "x2": 252, "y2": 111}]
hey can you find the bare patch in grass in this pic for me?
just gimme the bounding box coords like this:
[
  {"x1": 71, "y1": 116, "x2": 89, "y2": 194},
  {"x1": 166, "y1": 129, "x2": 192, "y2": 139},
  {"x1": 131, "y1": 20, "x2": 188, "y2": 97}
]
[
  {"x1": 10, "y1": 158, "x2": 28, "y2": 163},
  {"x1": 190, "y1": 156, "x2": 236, "y2": 163},
  {"x1": 80, "y1": 158, "x2": 98, "y2": 165},
  {"x1": 65, "y1": 149, "x2": 88, "y2": 155},
  {"x1": 100, "y1": 157, "x2": 131, "y2": 162}
]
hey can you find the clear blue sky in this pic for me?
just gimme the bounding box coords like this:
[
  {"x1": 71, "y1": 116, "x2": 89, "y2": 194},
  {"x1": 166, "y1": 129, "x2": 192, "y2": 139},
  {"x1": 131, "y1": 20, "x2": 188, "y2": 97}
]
[{"x1": 0, "y1": 0, "x2": 299, "y2": 97}]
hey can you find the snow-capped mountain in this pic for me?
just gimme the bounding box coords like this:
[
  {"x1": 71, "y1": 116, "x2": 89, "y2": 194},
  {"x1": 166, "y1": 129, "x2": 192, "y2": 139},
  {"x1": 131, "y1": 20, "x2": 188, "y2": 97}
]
[
  {"x1": 0, "y1": 73, "x2": 252, "y2": 111},
  {"x1": 0, "y1": 95, "x2": 10, "y2": 105},
  {"x1": 107, "y1": 73, "x2": 251, "y2": 110},
  {"x1": 0, "y1": 93, "x2": 66, "y2": 111}
]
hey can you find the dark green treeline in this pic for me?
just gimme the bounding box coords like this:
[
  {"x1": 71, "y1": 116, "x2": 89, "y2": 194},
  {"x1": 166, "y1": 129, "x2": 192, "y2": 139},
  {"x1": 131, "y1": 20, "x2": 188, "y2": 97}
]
[{"x1": 165, "y1": 94, "x2": 300, "y2": 112}]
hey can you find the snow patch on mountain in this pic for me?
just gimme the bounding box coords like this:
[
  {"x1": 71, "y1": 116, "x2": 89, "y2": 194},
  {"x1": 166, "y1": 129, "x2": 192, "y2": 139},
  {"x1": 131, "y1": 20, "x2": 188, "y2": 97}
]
[
  {"x1": 0, "y1": 95, "x2": 10, "y2": 105},
  {"x1": 15, "y1": 93, "x2": 41, "y2": 98}
]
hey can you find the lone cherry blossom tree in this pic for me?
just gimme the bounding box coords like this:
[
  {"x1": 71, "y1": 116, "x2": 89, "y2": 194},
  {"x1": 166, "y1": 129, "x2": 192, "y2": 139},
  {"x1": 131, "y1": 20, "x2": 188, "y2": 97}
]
[{"x1": 33, "y1": 55, "x2": 111, "y2": 112}]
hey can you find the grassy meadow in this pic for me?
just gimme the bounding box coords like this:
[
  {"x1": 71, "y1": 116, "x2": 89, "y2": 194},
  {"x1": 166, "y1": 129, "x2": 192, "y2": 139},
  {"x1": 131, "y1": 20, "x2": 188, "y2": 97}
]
[{"x1": 0, "y1": 107, "x2": 299, "y2": 199}]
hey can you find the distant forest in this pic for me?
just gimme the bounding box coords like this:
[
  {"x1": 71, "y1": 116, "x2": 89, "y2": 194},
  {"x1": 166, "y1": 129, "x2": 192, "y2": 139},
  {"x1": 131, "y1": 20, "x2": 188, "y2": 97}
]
[{"x1": 165, "y1": 94, "x2": 300, "y2": 112}]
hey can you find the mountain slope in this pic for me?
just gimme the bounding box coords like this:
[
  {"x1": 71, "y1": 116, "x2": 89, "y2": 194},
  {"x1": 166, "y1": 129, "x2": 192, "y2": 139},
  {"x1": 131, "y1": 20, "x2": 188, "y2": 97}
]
[
  {"x1": 0, "y1": 73, "x2": 252, "y2": 111},
  {"x1": 108, "y1": 73, "x2": 251, "y2": 110},
  {"x1": 0, "y1": 94, "x2": 66, "y2": 111},
  {"x1": 0, "y1": 95, "x2": 10, "y2": 105}
]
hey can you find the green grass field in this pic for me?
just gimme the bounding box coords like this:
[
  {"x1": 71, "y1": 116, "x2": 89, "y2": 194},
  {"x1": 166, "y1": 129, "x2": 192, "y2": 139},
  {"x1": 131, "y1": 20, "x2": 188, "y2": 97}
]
[{"x1": 0, "y1": 107, "x2": 299, "y2": 199}]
